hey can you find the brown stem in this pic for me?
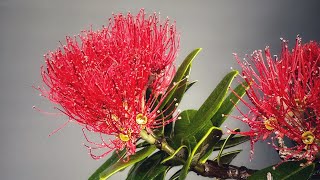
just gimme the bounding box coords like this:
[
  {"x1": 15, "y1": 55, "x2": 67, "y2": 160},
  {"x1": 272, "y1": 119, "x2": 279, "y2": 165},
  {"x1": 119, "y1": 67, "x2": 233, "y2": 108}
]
[
  {"x1": 193, "y1": 160, "x2": 256, "y2": 180},
  {"x1": 140, "y1": 130, "x2": 257, "y2": 179}
]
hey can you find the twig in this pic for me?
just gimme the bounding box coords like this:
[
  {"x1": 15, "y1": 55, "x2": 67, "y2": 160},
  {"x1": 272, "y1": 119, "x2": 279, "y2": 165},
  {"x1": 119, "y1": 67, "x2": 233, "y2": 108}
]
[{"x1": 140, "y1": 129, "x2": 257, "y2": 179}]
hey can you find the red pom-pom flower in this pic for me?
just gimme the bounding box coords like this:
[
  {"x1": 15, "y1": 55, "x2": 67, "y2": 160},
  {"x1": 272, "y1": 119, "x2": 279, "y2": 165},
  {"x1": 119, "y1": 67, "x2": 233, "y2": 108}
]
[
  {"x1": 38, "y1": 9, "x2": 180, "y2": 159},
  {"x1": 234, "y1": 37, "x2": 320, "y2": 163}
]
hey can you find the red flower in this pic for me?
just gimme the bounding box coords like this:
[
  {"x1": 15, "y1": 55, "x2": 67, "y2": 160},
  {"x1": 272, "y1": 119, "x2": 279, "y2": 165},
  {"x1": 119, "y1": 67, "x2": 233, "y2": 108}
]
[
  {"x1": 234, "y1": 37, "x2": 320, "y2": 163},
  {"x1": 38, "y1": 9, "x2": 179, "y2": 159}
]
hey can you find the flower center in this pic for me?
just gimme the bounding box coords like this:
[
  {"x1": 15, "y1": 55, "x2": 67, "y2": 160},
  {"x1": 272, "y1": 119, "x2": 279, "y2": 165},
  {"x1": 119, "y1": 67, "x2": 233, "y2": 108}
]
[
  {"x1": 136, "y1": 113, "x2": 148, "y2": 125},
  {"x1": 119, "y1": 133, "x2": 130, "y2": 142},
  {"x1": 264, "y1": 117, "x2": 277, "y2": 130},
  {"x1": 301, "y1": 131, "x2": 315, "y2": 145}
]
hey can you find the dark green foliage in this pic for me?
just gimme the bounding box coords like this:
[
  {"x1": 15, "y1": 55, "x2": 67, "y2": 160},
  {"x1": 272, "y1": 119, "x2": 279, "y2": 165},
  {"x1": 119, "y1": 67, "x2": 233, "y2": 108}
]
[
  {"x1": 88, "y1": 49, "x2": 249, "y2": 180},
  {"x1": 248, "y1": 161, "x2": 315, "y2": 180},
  {"x1": 126, "y1": 151, "x2": 169, "y2": 180},
  {"x1": 99, "y1": 146, "x2": 157, "y2": 180}
]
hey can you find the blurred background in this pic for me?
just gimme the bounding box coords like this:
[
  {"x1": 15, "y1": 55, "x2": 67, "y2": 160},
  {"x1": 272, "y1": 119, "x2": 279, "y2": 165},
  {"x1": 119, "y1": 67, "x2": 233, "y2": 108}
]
[{"x1": 1, "y1": 0, "x2": 320, "y2": 179}]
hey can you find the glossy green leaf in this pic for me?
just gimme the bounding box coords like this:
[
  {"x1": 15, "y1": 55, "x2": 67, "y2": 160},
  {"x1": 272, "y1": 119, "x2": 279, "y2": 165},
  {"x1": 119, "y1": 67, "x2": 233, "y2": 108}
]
[
  {"x1": 169, "y1": 169, "x2": 181, "y2": 180},
  {"x1": 211, "y1": 82, "x2": 248, "y2": 127},
  {"x1": 186, "y1": 80, "x2": 197, "y2": 92},
  {"x1": 183, "y1": 70, "x2": 238, "y2": 141},
  {"x1": 217, "y1": 129, "x2": 239, "y2": 166},
  {"x1": 162, "y1": 50, "x2": 198, "y2": 137},
  {"x1": 174, "y1": 109, "x2": 197, "y2": 138},
  {"x1": 248, "y1": 161, "x2": 315, "y2": 180},
  {"x1": 178, "y1": 149, "x2": 191, "y2": 180},
  {"x1": 161, "y1": 145, "x2": 188, "y2": 166},
  {"x1": 155, "y1": 114, "x2": 166, "y2": 136},
  {"x1": 179, "y1": 127, "x2": 222, "y2": 180},
  {"x1": 212, "y1": 150, "x2": 242, "y2": 165},
  {"x1": 152, "y1": 171, "x2": 167, "y2": 180},
  {"x1": 160, "y1": 48, "x2": 202, "y2": 110},
  {"x1": 88, "y1": 150, "x2": 126, "y2": 180},
  {"x1": 170, "y1": 48, "x2": 201, "y2": 88},
  {"x1": 197, "y1": 128, "x2": 223, "y2": 164},
  {"x1": 213, "y1": 135, "x2": 249, "y2": 151},
  {"x1": 164, "y1": 122, "x2": 173, "y2": 139},
  {"x1": 135, "y1": 141, "x2": 150, "y2": 149},
  {"x1": 126, "y1": 151, "x2": 169, "y2": 180},
  {"x1": 99, "y1": 145, "x2": 157, "y2": 180},
  {"x1": 164, "y1": 65, "x2": 191, "y2": 118}
]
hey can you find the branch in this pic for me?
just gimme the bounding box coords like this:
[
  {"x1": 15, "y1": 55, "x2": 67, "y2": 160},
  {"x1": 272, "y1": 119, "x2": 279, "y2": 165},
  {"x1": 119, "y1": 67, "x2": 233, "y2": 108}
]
[
  {"x1": 140, "y1": 130, "x2": 257, "y2": 179},
  {"x1": 194, "y1": 160, "x2": 256, "y2": 180}
]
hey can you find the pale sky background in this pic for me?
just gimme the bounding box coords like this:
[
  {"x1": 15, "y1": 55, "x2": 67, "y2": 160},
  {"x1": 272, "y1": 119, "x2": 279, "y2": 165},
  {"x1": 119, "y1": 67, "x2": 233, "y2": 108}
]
[{"x1": 1, "y1": 0, "x2": 320, "y2": 179}]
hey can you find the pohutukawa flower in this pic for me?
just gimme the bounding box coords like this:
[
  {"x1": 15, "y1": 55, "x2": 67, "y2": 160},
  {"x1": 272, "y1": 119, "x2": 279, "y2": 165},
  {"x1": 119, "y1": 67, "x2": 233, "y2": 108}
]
[
  {"x1": 234, "y1": 36, "x2": 320, "y2": 163},
  {"x1": 38, "y1": 9, "x2": 180, "y2": 159}
]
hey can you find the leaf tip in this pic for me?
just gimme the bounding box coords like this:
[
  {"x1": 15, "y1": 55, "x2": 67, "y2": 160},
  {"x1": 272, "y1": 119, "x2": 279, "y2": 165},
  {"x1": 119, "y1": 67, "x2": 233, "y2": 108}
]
[
  {"x1": 194, "y1": 48, "x2": 202, "y2": 55},
  {"x1": 232, "y1": 70, "x2": 239, "y2": 75}
]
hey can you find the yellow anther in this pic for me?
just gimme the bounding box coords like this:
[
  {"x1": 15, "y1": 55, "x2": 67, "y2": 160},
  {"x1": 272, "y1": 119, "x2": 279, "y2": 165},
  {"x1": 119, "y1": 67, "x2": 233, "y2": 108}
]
[
  {"x1": 119, "y1": 133, "x2": 130, "y2": 142},
  {"x1": 111, "y1": 114, "x2": 119, "y2": 121},
  {"x1": 123, "y1": 101, "x2": 128, "y2": 110},
  {"x1": 295, "y1": 98, "x2": 306, "y2": 111},
  {"x1": 301, "y1": 131, "x2": 315, "y2": 145},
  {"x1": 287, "y1": 111, "x2": 294, "y2": 117},
  {"x1": 136, "y1": 113, "x2": 148, "y2": 125},
  {"x1": 264, "y1": 117, "x2": 277, "y2": 131}
]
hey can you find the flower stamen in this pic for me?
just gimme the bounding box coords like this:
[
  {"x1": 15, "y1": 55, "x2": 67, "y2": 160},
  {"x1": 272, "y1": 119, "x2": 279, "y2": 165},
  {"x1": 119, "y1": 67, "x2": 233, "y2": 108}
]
[
  {"x1": 111, "y1": 114, "x2": 119, "y2": 121},
  {"x1": 264, "y1": 117, "x2": 277, "y2": 131},
  {"x1": 301, "y1": 131, "x2": 315, "y2": 145},
  {"x1": 136, "y1": 113, "x2": 148, "y2": 125},
  {"x1": 119, "y1": 133, "x2": 130, "y2": 142},
  {"x1": 123, "y1": 101, "x2": 129, "y2": 110}
]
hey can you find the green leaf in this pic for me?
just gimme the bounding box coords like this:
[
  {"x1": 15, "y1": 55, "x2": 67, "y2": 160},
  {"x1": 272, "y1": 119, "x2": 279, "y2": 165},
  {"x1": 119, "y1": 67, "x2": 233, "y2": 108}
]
[
  {"x1": 169, "y1": 169, "x2": 181, "y2": 180},
  {"x1": 160, "y1": 48, "x2": 202, "y2": 110},
  {"x1": 182, "y1": 70, "x2": 238, "y2": 141},
  {"x1": 164, "y1": 65, "x2": 191, "y2": 118},
  {"x1": 99, "y1": 145, "x2": 157, "y2": 180},
  {"x1": 179, "y1": 127, "x2": 222, "y2": 180},
  {"x1": 212, "y1": 150, "x2": 242, "y2": 165},
  {"x1": 217, "y1": 129, "x2": 240, "y2": 166},
  {"x1": 88, "y1": 150, "x2": 126, "y2": 180},
  {"x1": 197, "y1": 128, "x2": 223, "y2": 164},
  {"x1": 185, "y1": 80, "x2": 197, "y2": 92},
  {"x1": 136, "y1": 141, "x2": 150, "y2": 148},
  {"x1": 161, "y1": 145, "x2": 188, "y2": 166},
  {"x1": 248, "y1": 161, "x2": 315, "y2": 180},
  {"x1": 211, "y1": 82, "x2": 248, "y2": 127},
  {"x1": 152, "y1": 171, "x2": 167, "y2": 180},
  {"x1": 178, "y1": 149, "x2": 191, "y2": 180},
  {"x1": 174, "y1": 109, "x2": 197, "y2": 137},
  {"x1": 126, "y1": 151, "x2": 169, "y2": 180},
  {"x1": 213, "y1": 135, "x2": 249, "y2": 151},
  {"x1": 170, "y1": 48, "x2": 201, "y2": 88},
  {"x1": 163, "y1": 122, "x2": 173, "y2": 139},
  {"x1": 162, "y1": 49, "x2": 199, "y2": 137}
]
